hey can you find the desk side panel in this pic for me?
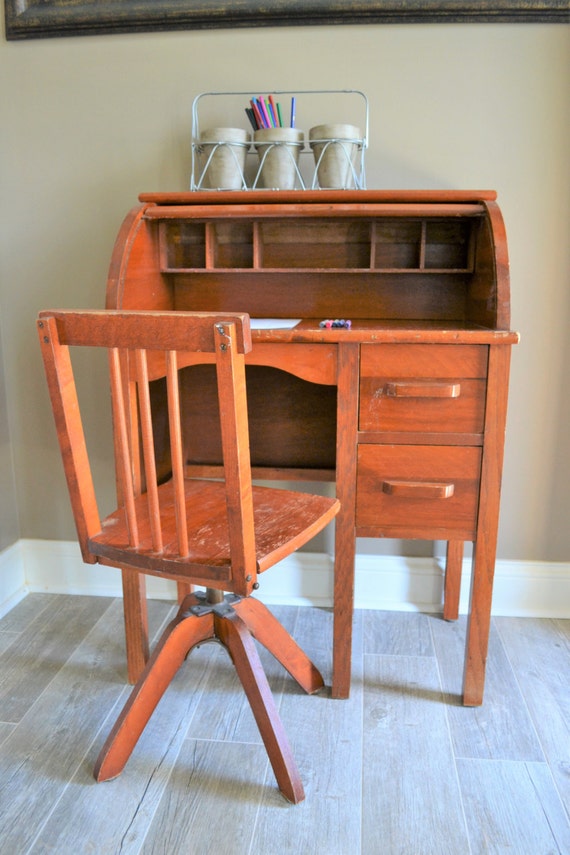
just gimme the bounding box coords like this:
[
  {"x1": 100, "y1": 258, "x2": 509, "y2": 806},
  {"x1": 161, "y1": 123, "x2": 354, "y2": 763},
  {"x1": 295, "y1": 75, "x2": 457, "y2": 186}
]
[
  {"x1": 467, "y1": 202, "x2": 510, "y2": 330},
  {"x1": 106, "y1": 205, "x2": 173, "y2": 311}
]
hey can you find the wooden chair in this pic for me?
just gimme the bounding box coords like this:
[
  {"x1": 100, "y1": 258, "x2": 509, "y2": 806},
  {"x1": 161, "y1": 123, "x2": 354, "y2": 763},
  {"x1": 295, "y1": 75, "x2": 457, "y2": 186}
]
[{"x1": 37, "y1": 309, "x2": 340, "y2": 803}]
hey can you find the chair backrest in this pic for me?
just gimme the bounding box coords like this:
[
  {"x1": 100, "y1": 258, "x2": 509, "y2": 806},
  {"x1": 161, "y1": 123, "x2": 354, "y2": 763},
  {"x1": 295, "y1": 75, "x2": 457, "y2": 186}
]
[{"x1": 37, "y1": 309, "x2": 257, "y2": 594}]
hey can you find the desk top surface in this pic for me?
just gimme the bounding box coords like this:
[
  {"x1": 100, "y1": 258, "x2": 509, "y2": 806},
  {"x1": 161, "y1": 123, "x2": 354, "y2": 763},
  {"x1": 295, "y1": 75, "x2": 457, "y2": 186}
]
[{"x1": 138, "y1": 189, "x2": 498, "y2": 208}]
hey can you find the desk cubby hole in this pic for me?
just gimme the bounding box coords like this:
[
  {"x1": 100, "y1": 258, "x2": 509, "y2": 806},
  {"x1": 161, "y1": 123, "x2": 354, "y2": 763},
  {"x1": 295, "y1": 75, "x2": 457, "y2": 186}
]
[
  {"x1": 160, "y1": 216, "x2": 476, "y2": 273},
  {"x1": 160, "y1": 221, "x2": 206, "y2": 269},
  {"x1": 258, "y1": 220, "x2": 370, "y2": 269},
  {"x1": 371, "y1": 219, "x2": 474, "y2": 272},
  {"x1": 424, "y1": 220, "x2": 474, "y2": 270},
  {"x1": 160, "y1": 221, "x2": 254, "y2": 270}
]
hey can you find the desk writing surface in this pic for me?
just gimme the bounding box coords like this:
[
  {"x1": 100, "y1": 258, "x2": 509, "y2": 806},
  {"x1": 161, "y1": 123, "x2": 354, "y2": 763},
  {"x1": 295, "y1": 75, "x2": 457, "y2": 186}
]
[
  {"x1": 249, "y1": 319, "x2": 517, "y2": 344},
  {"x1": 249, "y1": 318, "x2": 301, "y2": 329}
]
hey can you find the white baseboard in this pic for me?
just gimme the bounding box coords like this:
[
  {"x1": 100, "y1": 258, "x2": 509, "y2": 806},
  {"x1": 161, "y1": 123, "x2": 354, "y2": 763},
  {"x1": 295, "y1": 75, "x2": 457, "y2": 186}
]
[
  {"x1": 1, "y1": 539, "x2": 569, "y2": 619},
  {"x1": 0, "y1": 541, "x2": 27, "y2": 620}
]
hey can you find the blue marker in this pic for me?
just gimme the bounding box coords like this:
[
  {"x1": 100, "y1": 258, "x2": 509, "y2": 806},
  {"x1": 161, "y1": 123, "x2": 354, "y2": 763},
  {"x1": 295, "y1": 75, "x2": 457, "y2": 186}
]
[{"x1": 290, "y1": 96, "x2": 296, "y2": 129}]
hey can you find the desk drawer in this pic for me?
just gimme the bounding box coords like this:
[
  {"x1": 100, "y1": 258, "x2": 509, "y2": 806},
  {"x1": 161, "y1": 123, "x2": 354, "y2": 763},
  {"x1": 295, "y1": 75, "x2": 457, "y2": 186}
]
[
  {"x1": 359, "y1": 344, "x2": 487, "y2": 435},
  {"x1": 356, "y1": 445, "x2": 481, "y2": 537}
]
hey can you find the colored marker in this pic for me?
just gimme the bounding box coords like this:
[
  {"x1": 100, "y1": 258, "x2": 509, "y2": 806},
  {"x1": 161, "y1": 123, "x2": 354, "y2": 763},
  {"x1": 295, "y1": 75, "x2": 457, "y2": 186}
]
[
  {"x1": 267, "y1": 99, "x2": 277, "y2": 128},
  {"x1": 290, "y1": 96, "x2": 296, "y2": 128},
  {"x1": 269, "y1": 95, "x2": 280, "y2": 127},
  {"x1": 245, "y1": 107, "x2": 257, "y2": 132},
  {"x1": 250, "y1": 99, "x2": 265, "y2": 129},
  {"x1": 259, "y1": 97, "x2": 272, "y2": 129}
]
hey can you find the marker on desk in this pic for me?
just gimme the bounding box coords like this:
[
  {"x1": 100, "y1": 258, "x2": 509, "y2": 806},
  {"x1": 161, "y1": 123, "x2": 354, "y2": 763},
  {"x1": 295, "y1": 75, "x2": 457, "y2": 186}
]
[
  {"x1": 319, "y1": 319, "x2": 352, "y2": 329},
  {"x1": 290, "y1": 96, "x2": 296, "y2": 128}
]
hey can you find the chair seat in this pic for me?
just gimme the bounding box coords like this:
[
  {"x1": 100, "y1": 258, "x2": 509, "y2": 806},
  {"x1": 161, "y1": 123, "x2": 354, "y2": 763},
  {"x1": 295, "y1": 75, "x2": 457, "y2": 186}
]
[{"x1": 90, "y1": 478, "x2": 339, "y2": 583}]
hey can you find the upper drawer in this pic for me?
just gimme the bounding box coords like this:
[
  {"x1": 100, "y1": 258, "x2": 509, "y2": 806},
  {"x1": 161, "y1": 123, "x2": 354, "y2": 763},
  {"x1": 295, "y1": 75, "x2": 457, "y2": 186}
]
[{"x1": 359, "y1": 344, "x2": 488, "y2": 435}]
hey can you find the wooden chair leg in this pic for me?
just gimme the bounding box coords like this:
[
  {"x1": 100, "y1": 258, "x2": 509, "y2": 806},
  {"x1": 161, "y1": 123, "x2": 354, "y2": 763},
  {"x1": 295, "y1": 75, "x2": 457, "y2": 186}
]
[
  {"x1": 95, "y1": 596, "x2": 215, "y2": 782},
  {"x1": 233, "y1": 598, "x2": 324, "y2": 695},
  {"x1": 443, "y1": 540, "x2": 464, "y2": 621},
  {"x1": 215, "y1": 609, "x2": 305, "y2": 804},
  {"x1": 121, "y1": 567, "x2": 149, "y2": 684},
  {"x1": 177, "y1": 580, "x2": 194, "y2": 603}
]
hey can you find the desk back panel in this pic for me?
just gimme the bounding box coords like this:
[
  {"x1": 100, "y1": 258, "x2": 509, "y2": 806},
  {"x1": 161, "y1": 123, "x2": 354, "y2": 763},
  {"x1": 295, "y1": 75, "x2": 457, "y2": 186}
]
[{"x1": 149, "y1": 366, "x2": 337, "y2": 483}]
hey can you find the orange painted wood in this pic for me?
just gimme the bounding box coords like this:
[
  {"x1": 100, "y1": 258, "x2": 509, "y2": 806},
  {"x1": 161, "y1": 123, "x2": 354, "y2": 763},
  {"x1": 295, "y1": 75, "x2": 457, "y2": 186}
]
[
  {"x1": 166, "y1": 350, "x2": 190, "y2": 558},
  {"x1": 89, "y1": 474, "x2": 338, "y2": 587},
  {"x1": 214, "y1": 320, "x2": 257, "y2": 596},
  {"x1": 463, "y1": 344, "x2": 512, "y2": 706},
  {"x1": 356, "y1": 445, "x2": 481, "y2": 537},
  {"x1": 233, "y1": 597, "x2": 324, "y2": 695},
  {"x1": 39, "y1": 309, "x2": 340, "y2": 801},
  {"x1": 139, "y1": 189, "x2": 498, "y2": 205},
  {"x1": 443, "y1": 540, "x2": 464, "y2": 622},
  {"x1": 360, "y1": 343, "x2": 488, "y2": 377},
  {"x1": 143, "y1": 202, "x2": 487, "y2": 221},
  {"x1": 37, "y1": 317, "x2": 101, "y2": 563},
  {"x1": 103, "y1": 190, "x2": 518, "y2": 710},
  {"x1": 360, "y1": 344, "x2": 488, "y2": 434},
  {"x1": 120, "y1": 567, "x2": 149, "y2": 684},
  {"x1": 381, "y1": 480, "x2": 455, "y2": 500},
  {"x1": 332, "y1": 342, "x2": 360, "y2": 700},
  {"x1": 42, "y1": 308, "x2": 252, "y2": 354},
  {"x1": 134, "y1": 349, "x2": 163, "y2": 552},
  {"x1": 95, "y1": 596, "x2": 216, "y2": 782},
  {"x1": 360, "y1": 375, "x2": 486, "y2": 435},
  {"x1": 385, "y1": 381, "x2": 461, "y2": 398},
  {"x1": 110, "y1": 347, "x2": 140, "y2": 547},
  {"x1": 215, "y1": 609, "x2": 305, "y2": 804}
]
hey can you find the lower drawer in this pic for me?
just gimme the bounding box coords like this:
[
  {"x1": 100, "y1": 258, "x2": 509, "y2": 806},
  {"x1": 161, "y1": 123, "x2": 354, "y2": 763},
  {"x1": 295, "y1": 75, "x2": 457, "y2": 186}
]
[{"x1": 356, "y1": 444, "x2": 482, "y2": 539}]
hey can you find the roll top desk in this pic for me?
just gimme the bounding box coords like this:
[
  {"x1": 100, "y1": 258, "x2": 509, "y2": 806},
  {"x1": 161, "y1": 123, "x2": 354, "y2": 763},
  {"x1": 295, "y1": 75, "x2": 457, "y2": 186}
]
[{"x1": 106, "y1": 189, "x2": 518, "y2": 705}]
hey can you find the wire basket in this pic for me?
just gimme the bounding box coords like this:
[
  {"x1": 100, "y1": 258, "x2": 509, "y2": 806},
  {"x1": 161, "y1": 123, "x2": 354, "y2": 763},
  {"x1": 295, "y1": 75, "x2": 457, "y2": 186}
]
[{"x1": 191, "y1": 90, "x2": 368, "y2": 191}]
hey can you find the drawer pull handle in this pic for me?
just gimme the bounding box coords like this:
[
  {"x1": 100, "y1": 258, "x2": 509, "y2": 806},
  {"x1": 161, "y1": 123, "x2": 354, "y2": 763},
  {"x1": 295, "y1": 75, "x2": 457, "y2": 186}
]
[
  {"x1": 382, "y1": 480, "x2": 455, "y2": 499},
  {"x1": 385, "y1": 382, "x2": 461, "y2": 399}
]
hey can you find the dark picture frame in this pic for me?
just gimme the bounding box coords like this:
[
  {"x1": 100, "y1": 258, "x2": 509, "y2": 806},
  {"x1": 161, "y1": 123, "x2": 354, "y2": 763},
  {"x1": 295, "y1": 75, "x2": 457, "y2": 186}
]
[{"x1": 4, "y1": 0, "x2": 569, "y2": 41}]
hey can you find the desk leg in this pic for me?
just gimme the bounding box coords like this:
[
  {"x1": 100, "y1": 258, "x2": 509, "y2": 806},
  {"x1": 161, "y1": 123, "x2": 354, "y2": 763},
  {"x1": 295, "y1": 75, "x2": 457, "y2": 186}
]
[
  {"x1": 121, "y1": 567, "x2": 149, "y2": 684},
  {"x1": 443, "y1": 540, "x2": 464, "y2": 621},
  {"x1": 332, "y1": 343, "x2": 359, "y2": 700},
  {"x1": 462, "y1": 345, "x2": 511, "y2": 706}
]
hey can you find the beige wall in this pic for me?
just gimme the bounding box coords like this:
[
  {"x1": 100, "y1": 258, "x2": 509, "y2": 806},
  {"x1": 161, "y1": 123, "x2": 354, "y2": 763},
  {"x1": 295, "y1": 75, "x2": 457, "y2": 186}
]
[
  {"x1": 0, "y1": 318, "x2": 19, "y2": 551},
  {"x1": 1, "y1": 21, "x2": 568, "y2": 561}
]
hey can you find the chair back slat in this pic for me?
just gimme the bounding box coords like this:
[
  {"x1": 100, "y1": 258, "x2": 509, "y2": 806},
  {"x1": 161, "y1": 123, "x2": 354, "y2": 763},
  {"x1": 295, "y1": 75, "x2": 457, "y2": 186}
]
[
  {"x1": 110, "y1": 347, "x2": 139, "y2": 547},
  {"x1": 166, "y1": 349, "x2": 189, "y2": 557},
  {"x1": 135, "y1": 349, "x2": 163, "y2": 553}
]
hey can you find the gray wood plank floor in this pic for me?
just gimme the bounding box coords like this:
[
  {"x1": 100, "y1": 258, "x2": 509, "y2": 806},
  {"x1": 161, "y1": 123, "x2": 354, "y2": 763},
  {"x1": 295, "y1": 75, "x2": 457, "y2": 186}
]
[{"x1": 0, "y1": 594, "x2": 568, "y2": 854}]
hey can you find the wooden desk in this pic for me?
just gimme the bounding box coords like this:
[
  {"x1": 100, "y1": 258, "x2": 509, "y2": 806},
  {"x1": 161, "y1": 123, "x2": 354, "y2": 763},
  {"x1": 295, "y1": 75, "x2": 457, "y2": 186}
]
[{"x1": 106, "y1": 190, "x2": 518, "y2": 705}]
